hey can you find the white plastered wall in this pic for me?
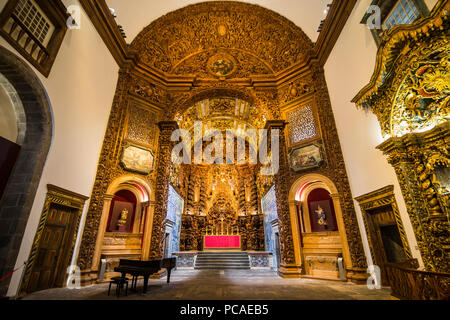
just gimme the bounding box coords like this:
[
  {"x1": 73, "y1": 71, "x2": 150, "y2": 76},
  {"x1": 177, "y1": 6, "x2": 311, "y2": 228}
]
[
  {"x1": 323, "y1": 0, "x2": 439, "y2": 269},
  {"x1": 0, "y1": 0, "x2": 119, "y2": 297}
]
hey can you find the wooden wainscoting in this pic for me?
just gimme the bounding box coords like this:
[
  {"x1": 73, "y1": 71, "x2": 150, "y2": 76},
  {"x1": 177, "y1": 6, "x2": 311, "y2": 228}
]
[{"x1": 302, "y1": 231, "x2": 343, "y2": 279}]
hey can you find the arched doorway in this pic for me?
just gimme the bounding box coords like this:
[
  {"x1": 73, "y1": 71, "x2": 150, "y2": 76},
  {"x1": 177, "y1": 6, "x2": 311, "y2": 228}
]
[
  {"x1": 0, "y1": 46, "x2": 52, "y2": 296},
  {"x1": 88, "y1": 175, "x2": 154, "y2": 282},
  {"x1": 289, "y1": 174, "x2": 353, "y2": 280}
]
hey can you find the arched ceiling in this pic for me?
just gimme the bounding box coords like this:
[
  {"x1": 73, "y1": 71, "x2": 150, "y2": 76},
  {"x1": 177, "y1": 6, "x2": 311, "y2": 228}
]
[
  {"x1": 109, "y1": 1, "x2": 326, "y2": 77},
  {"x1": 107, "y1": 0, "x2": 330, "y2": 44},
  {"x1": 179, "y1": 97, "x2": 266, "y2": 131}
]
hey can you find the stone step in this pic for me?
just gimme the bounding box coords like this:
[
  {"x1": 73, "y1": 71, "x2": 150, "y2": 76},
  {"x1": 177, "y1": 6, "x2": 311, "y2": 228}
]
[
  {"x1": 195, "y1": 260, "x2": 249, "y2": 264},
  {"x1": 195, "y1": 266, "x2": 250, "y2": 270},
  {"x1": 197, "y1": 256, "x2": 248, "y2": 259},
  {"x1": 198, "y1": 252, "x2": 248, "y2": 255},
  {"x1": 197, "y1": 254, "x2": 248, "y2": 258},
  {"x1": 195, "y1": 251, "x2": 250, "y2": 270},
  {"x1": 196, "y1": 261, "x2": 250, "y2": 266},
  {"x1": 197, "y1": 260, "x2": 249, "y2": 263},
  {"x1": 197, "y1": 254, "x2": 249, "y2": 258}
]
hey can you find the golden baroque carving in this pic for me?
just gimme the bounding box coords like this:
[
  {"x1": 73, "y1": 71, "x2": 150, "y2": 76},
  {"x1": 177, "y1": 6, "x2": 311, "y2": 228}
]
[
  {"x1": 126, "y1": 103, "x2": 159, "y2": 147},
  {"x1": 129, "y1": 74, "x2": 166, "y2": 105},
  {"x1": 131, "y1": 1, "x2": 314, "y2": 76},
  {"x1": 279, "y1": 76, "x2": 315, "y2": 106},
  {"x1": 378, "y1": 123, "x2": 450, "y2": 272}
]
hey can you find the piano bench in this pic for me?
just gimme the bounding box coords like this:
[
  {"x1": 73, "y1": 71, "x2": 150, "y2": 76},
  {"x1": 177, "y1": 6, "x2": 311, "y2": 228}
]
[{"x1": 108, "y1": 277, "x2": 129, "y2": 298}]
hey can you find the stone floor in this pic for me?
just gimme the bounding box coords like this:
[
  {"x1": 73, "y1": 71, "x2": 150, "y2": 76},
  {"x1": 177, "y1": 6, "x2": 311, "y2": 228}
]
[{"x1": 22, "y1": 270, "x2": 391, "y2": 300}]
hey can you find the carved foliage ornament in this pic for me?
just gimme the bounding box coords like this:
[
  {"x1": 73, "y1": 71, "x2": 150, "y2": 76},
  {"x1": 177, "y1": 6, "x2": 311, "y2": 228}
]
[
  {"x1": 390, "y1": 42, "x2": 449, "y2": 137},
  {"x1": 131, "y1": 1, "x2": 313, "y2": 76},
  {"x1": 352, "y1": 2, "x2": 450, "y2": 138}
]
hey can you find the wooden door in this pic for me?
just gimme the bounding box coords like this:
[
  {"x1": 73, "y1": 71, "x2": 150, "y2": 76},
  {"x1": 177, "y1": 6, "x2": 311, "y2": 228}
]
[
  {"x1": 367, "y1": 205, "x2": 407, "y2": 286},
  {"x1": 27, "y1": 205, "x2": 76, "y2": 293}
]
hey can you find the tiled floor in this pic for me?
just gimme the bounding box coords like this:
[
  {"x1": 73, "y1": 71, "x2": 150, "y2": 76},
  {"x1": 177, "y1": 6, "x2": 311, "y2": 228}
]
[{"x1": 22, "y1": 270, "x2": 391, "y2": 300}]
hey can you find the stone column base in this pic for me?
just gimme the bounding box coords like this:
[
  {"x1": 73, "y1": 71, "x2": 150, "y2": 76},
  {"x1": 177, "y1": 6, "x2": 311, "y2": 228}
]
[
  {"x1": 277, "y1": 264, "x2": 303, "y2": 278},
  {"x1": 346, "y1": 267, "x2": 369, "y2": 284}
]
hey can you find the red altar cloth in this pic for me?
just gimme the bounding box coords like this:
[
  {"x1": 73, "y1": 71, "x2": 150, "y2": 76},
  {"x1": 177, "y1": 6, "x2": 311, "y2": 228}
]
[{"x1": 204, "y1": 235, "x2": 241, "y2": 248}]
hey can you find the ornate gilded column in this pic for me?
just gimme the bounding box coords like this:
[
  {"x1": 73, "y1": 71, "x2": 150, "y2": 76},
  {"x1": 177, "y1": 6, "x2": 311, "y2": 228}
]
[
  {"x1": 377, "y1": 123, "x2": 450, "y2": 272},
  {"x1": 329, "y1": 193, "x2": 356, "y2": 280},
  {"x1": 141, "y1": 200, "x2": 156, "y2": 260},
  {"x1": 90, "y1": 194, "x2": 114, "y2": 275},
  {"x1": 288, "y1": 200, "x2": 304, "y2": 272},
  {"x1": 265, "y1": 120, "x2": 302, "y2": 278},
  {"x1": 149, "y1": 121, "x2": 179, "y2": 259}
]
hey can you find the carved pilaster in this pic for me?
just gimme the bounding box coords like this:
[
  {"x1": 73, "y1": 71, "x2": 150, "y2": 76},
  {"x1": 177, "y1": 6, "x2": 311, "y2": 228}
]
[
  {"x1": 265, "y1": 120, "x2": 301, "y2": 277},
  {"x1": 377, "y1": 123, "x2": 450, "y2": 272},
  {"x1": 149, "y1": 121, "x2": 179, "y2": 259}
]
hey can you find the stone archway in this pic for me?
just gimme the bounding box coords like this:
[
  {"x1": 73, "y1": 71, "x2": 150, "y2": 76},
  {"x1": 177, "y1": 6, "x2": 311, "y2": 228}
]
[{"x1": 0, "y1": 46, "x2": 52, "y2": 296}]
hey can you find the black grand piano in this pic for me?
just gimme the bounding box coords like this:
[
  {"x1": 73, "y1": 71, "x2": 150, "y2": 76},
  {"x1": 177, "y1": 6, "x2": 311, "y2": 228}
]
[{"x1": 114, "y1": 258, "x2": 176, "y2": 293}]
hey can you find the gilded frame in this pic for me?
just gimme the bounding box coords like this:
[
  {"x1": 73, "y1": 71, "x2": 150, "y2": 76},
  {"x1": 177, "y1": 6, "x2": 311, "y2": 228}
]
[{"x1": 120, "y1": 144, "x2": 155, "y2": 175}]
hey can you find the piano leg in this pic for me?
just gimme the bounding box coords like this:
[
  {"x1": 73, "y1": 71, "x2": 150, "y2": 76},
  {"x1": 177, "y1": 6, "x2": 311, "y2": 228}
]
[
  {"x1": 167, "y1": 269, "x2": 171, "y2": 284},
  {"x1": 143, "y1": 275, "x2": 149, "y2": 293}
]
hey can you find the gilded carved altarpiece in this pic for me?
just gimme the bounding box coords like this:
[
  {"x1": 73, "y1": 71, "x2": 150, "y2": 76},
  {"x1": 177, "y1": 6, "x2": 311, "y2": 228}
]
[{"x1": 77, "y1": 2, "x2": 368, "y2": 282}]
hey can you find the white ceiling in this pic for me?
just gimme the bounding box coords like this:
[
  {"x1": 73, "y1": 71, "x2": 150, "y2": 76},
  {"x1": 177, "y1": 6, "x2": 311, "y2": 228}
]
[{"x1": 105, "y1": 0, "x2": 331, "y2": 43}]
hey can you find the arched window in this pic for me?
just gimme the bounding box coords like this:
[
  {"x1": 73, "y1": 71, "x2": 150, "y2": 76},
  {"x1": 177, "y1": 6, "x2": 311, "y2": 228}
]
[
  {"x1": 106, "y1": 190, "x2": 137, "y2": 233},
  {"x1": 307, "y1": 188, "x2": 338, "y2": 232}
]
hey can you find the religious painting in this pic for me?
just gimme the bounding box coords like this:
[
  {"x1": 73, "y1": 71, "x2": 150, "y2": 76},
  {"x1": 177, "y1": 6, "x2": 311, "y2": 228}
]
[
  {"x1": 120, "y1": 145, "x2": 155, "y2": 175},
  {"x1": 207, "y1": 53, "x2": 237, "y2": 78},
  {"x1": 289, "y1": 144, "x2": 322, "y2": 172},
  {"x1": 308, "y1": 199, "x2": 337, "y2": 232},
  {"x1": 108, "y1": 201, "x2": 134, "y2": 233}
]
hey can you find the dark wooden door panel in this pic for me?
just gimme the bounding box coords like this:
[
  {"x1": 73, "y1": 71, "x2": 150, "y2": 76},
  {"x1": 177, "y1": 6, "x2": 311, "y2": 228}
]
[{"x1": 27, "y1": 206, "x2": 77, "y2": 293}]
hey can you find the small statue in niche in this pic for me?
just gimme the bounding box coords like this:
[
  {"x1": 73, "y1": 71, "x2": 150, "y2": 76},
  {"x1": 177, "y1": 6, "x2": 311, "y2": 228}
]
[
  {"x1": 315, "y1": 205, "x2": 328, "y2": 228},
  {"x1": 116, "y1": 208, "x2": 128, "y2": 228}
]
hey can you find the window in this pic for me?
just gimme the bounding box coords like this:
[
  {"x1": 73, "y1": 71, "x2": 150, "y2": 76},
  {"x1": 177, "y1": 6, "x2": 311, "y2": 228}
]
[
  {"x1": 14, "y1": 0, "x2": 54, "y2": 46},
  {"x1": 0, "y1": 0, "x2": 68, "y2": 77},
  {"x1": 286, "y1": 104, "x2": 318, "y2": 146},
  {"x1": 361, "y1": 0, "x2": 429, "y2": 46},
  {"x1": 384, "y1": 0, "x2": 420, "y2": 30}
]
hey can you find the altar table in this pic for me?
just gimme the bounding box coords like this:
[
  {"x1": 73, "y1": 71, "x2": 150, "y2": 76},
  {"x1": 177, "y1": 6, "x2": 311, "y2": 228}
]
[{"x1": 204, "y1": 235, "x2": 241, "y2": 249}]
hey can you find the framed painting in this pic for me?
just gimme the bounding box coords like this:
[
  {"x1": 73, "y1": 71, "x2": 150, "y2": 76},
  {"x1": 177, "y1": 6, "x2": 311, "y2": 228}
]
[
  {"x1": 120, "y1": 145, "x2": 155, "y2": 175},
  {"x1": 289, "y1": 144, "x2": 323, "y2": 172}
]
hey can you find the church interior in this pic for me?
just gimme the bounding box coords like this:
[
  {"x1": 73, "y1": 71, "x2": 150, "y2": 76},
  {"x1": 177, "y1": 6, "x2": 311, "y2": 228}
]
[{"x1": 0, "y1": 0, "x2": 448, "y2": 301}]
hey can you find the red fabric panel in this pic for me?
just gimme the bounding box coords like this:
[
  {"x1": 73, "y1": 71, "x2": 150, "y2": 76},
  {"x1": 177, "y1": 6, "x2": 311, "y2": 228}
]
[
  {"x1": 204, "y1": 236, "x2": 241, "y2": 248},
  {"x1": 0, "y1": 136, "x2": 20, "y2": 200}
]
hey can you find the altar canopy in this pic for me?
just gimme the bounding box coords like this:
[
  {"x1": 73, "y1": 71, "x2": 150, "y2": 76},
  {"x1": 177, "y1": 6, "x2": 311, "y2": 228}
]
[{"x1": 204, "y1": 235, "x2": 241, "y2": 249}]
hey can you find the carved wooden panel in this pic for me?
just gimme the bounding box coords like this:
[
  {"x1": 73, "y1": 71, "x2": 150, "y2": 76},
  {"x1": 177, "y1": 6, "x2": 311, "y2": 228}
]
[{"x1": 126, "y1": 103, "x2": 158, "y2": 147}]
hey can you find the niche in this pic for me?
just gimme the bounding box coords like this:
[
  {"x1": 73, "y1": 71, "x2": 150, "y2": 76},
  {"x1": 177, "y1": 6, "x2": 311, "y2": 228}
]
[{"x1": 106, "y1": 190, "x2": 137, "y2": 233}]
